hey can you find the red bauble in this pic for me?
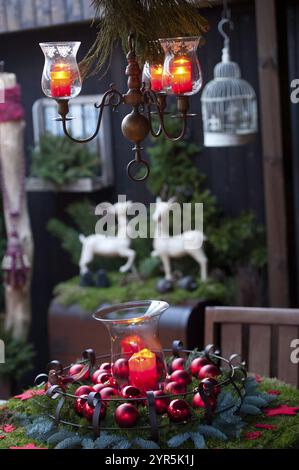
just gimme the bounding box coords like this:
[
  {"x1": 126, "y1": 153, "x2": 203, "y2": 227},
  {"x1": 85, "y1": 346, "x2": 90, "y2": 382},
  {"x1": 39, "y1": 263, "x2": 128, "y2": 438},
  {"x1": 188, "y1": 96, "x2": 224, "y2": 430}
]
[
  {"x1": 167, "y1": 399, "x2": 191, "y2": 423},
  {"x1": 198, "y1": 364, "x2": 220, "y2": 380},
  {"x1": 74, "y1": 394, "x2": 88, "y2": 415},
  {"x1": 114, "y1": 403, "x2": 139, "y2": 428},
  {"x1": 74, "y1": 385, "x2": 94, "y2": 397},
  {"x1": 189, "y1": 357, "x2": 209, "y2": 377},
  {"x1": 153, "y1": 390, "x2": 170, "y2": 414},
  {"x1": 93, "y1": 383, "x2": 106, "y2": 393},
  {"x1": 96, "y1": 372, "x2": 112, "y2": 385},
  {"x1": 192, "y1": 392, "x2": 216, "y2": 410},
  {"x1": 69, "y1": 363, "x2": 89, "y2": 380},
  {"x1": 164, "y1": 381, "x2": 186, "y2": 395},
  {"x1": 100, "y1": 386, "x2": 119, "y2": 400},
  {"x1": 91, "y1": 369, "x2": 102, "y2": 384},
  {"x1": 170, "y1": 370, "x2": 192, "y2": 386},
  {"x1": 171, "y1": 357, "x2": 185, "y2": 372},
  {"x1": 113, "y1": 358, "x2": 129, "y2": 379},
  {"x1": 99, "y1": 362, "x2": 112, "y2": 373},
  {"x1": 165, "y1": 374, "x2": 172, "y2": 383},
  {"x1": 121, "y1": 385, "x2": 141, "y2": 400},
  {"x1": 104, "y1": 376, "x2": 119, "y2": 389},
  {"x1": 83, "y1": 401, "x2": 106, "y2": 421},
  {"x1": 201, "y1": 378, "x2": 221, "y2": 397}
]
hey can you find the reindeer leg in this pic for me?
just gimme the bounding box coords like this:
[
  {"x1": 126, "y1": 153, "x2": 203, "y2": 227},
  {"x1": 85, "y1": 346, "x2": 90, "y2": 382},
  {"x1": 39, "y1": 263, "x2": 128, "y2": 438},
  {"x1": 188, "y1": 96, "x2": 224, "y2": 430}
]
[
  {"x1": 119, "y1": 248, "x2": 136, "y2": 273},
  {"x1": 160, "y1": 254, "x2": 173, "y2": 281},
  {"x1": 187, "y1": 249, "x2": 208, "y2": 282},
  {"x1": 79, "y1": 246, "x2": 94, "y2": 275}
]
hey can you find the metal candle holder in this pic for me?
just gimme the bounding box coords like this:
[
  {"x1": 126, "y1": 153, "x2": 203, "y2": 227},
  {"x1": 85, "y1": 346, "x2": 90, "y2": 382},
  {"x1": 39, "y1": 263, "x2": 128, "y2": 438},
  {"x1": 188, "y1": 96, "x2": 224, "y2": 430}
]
[{"x1": 35, "y1": 342, "x2": 247, "y2": 442}]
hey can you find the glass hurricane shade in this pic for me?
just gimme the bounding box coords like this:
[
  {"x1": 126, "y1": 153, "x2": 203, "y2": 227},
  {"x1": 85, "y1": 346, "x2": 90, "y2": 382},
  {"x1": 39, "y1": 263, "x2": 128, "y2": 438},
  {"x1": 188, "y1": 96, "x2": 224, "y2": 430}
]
[
  {"x1": 40, "y1": 42, "x2": 82, "y2": 100},
  {"x1": 159, "y1": 36, "x2": 202, "y2": 96},
  {"x1": 93, "y1": 301, "x2": 169, "y2": 392}
]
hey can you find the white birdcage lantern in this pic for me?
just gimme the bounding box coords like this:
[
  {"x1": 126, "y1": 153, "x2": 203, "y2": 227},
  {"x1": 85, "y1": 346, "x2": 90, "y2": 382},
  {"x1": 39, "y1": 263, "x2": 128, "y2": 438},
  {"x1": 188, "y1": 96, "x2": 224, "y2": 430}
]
[{"x1": 201, "y1": 18, "x2": 258, "y2": 147}]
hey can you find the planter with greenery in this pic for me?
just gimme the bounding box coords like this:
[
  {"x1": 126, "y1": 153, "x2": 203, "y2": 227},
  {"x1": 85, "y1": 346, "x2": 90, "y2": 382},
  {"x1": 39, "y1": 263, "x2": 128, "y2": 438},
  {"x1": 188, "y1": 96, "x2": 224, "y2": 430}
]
[{"x1": 27, "y1": 133, "x2": 103, "y2": 192}]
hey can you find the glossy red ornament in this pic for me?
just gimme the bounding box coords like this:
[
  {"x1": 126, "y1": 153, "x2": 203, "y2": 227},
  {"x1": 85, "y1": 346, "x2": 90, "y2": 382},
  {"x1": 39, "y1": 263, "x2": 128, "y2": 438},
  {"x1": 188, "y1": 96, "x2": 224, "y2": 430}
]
[
  {"x1": 164, "y1": 381, "x2": 186, "y2": 395},
  {"x1": 113, "y1": 358, "x2": 129, "y2": 379},
  {"x1": 74, "y1": 385, "x2": 94, "y2": 397},
  {"x1": 201, "y1": 378, "x2": 221, "y2": 397},
  {"x1": 93, "y1": 383, "x2": 106, "y2": 393},
  {"x1": 192, "y1": 392, "x2": 216, "y2": 410},
  {"x1": 171, "y1": 357, "x2": 185, "y2": 372},
  {"x1": 100, "y1": 386, "x2": 119, "y2": 400},
  {"x1": 121, "y1": 385, "x2": 141, "y2": 400},
  {"x1": 74, "y1": 394, "x2": 88, "y2": 415},
  {"x1": 153, "y1": 390, "x2": 170, "y2": 414},
  {"x1": 96, "y1": 372, "x2": 112, "y2": 384},
  {"x1": 198, "y1": 364, "x2": 220, "y2": 380},
  {"x1": 83, "y1": 401, "x2": 106, "y2": 421},
  {"x1": 104, "y1": 376, "x2": 119, "y2": 389},
  {"x1": 91, "y1": 369, "x2": 102, "y2": 384},
  {"x1": 167, "y1": 399, "x2": 191, "y2": 423},
  {"x1": 170, "y1": 370, "x2": 192, "y2": 386},
  {"x1": 99, "y1": 362, "x2": 112, "y2": 372},
  {"x1": 69, "y1": 363, "x2": 89, "y2": 380},
  {"x1": 114, "y1": 403, "x2": 139, "y2": 428},
  {"x1": 189, "y1": 357, "x2": 209, "y2": 377}
]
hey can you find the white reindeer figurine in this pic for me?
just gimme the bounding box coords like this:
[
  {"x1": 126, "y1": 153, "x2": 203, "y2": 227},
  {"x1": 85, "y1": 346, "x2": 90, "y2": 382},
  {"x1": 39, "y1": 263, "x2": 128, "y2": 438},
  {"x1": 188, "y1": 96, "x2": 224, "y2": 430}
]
[
  {"x1": 79, "y1": 200, "x2": 136, "y2": 275},
  {"x1": 152, "y1": 197, "x2": 208, "y2": 282}
]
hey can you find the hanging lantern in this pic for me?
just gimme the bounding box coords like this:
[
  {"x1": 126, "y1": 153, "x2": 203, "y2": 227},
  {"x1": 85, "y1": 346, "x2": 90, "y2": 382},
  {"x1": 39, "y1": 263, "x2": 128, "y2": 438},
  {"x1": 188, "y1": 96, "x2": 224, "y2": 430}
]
[{"x1": 201, "y1": 19, "x2": 258, "y2": 147}]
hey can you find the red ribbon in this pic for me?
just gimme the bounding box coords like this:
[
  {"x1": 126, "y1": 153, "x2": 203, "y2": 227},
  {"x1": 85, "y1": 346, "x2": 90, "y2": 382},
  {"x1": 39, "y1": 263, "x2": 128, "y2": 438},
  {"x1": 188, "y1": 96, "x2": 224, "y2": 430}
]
[{"x1": 0, "y1": 85, "x2": 25, "y2": 123}]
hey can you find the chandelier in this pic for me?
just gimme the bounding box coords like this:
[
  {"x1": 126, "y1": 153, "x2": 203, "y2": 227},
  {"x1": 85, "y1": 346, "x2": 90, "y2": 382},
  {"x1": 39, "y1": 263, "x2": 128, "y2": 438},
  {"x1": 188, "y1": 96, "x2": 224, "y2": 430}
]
[{"x1": 40, "y1": 34, "x2": 202, "y2": 182}]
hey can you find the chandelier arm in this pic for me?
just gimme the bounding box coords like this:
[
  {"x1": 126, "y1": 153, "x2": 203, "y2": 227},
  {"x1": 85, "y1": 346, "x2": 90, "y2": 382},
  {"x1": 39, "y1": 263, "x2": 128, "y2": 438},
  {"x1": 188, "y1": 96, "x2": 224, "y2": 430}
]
[
  {"x1": 60, "y1": 88, "x2": 123, "y2": 144},
  {"x1": 144, "y1": 89, "x2": 188, "y2": 141}
]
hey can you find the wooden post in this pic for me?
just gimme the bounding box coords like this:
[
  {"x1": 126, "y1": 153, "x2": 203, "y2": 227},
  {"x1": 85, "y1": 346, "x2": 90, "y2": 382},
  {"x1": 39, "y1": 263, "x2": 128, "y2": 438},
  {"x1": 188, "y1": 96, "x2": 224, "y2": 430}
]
[
  {"x1": 255, "y1": 0, "x2": 290, "y2": 307},
  {"x1": 0, "y1": 72, "x2": 33, "y2": 339}
]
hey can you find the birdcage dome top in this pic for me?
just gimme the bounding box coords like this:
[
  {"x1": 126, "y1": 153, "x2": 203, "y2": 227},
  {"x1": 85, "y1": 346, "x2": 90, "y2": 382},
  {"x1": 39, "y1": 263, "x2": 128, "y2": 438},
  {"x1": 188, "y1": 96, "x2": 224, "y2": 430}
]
[{"x1": 201, "y1": 46, "x2": 258, "y2": 147}]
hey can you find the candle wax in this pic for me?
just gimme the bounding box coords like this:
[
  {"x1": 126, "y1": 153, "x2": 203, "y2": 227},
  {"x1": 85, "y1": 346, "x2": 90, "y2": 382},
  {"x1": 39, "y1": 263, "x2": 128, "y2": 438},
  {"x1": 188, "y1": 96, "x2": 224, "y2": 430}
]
[
  {"x1": 50, "y1": 63, "x2": 71, "y2": 98},
  {"x1": 170, "y1": 56, "x2": 192, "y2": 95},
  {"x1": 150, "y1": 64, "x2": 163, "y2": 92},
  {"x1": 128, "y1": 348, "x2": 157, "y2": 392}
]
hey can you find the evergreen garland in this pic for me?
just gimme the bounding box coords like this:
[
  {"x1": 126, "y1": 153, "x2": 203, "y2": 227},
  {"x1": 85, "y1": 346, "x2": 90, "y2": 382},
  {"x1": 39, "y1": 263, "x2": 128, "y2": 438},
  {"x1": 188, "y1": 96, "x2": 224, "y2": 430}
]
[{"x1": 80, "y1": 0, "x2": 209, "y2": 77}]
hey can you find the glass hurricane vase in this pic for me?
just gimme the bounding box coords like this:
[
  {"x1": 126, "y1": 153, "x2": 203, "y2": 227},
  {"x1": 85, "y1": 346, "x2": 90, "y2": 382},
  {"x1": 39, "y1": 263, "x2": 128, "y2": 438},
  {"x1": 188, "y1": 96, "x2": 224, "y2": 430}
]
[{"x1": 93, "y1": 301, "x2": 169, "y2": 392}]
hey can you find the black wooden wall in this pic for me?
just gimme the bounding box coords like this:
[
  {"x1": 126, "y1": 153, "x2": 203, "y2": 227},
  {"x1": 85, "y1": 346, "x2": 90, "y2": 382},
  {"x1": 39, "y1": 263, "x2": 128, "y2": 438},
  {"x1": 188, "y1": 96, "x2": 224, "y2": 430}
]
[{"x1": 0, "y1": 2, "x2": 265, "y2": 380}]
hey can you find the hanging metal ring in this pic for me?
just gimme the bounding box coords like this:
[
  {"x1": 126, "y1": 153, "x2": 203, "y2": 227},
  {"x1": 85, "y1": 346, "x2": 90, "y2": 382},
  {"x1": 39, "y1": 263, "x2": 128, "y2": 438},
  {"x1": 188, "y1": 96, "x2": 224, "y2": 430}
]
[{"x1": 127, "y1": 158, "x2": 150, "y2": 182}]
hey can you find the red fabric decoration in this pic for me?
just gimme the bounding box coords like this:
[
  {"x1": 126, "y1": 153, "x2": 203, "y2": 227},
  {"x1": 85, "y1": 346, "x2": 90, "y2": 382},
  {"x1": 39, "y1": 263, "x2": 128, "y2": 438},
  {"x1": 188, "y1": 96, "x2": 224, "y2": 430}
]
[
  {"x1": 14, "y1": 389, "x2": 45, "y2": 401},
  {"x1": 0, "y1": 85, "x2": 25, "y2": 123},
  {"x1": 267, "y1": 390, "x2": 281, "y2": 396},
  {"x1": 255, "y1": 423, "x2": 277, "y2": 430},
  {"x1": 2, "y1": 424, "x2": 16, "y2": 433},
  {"x1": 9, "y1": 443, "x2": 46, "y2": 450},
  {"x1": 244, "y1": 431, "x2": 263, "y2": 440},
  {"x1": 264, "y1": 405, "x2": 299, "y2": 417}
]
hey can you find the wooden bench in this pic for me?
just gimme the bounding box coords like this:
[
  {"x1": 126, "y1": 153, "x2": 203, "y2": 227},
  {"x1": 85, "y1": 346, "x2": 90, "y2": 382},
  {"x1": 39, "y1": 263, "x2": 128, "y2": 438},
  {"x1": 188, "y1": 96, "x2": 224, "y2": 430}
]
[{"x1": 205, "y1": 307, "x2": 299, "y2": 387}]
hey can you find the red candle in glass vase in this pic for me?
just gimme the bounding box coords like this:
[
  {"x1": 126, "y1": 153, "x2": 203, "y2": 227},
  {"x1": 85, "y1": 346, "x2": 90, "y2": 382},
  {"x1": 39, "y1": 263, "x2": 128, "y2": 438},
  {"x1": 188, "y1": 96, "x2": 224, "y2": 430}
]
[
  {"x1": 50, "y1": 63, "x2": 72, "y2": 98},
  {"x1": 121, "y1": 335, "x2": 145, "y2": 357},
  {"x1": 128, "y1": 348, "x2": 157, "y2": 392},
  {"x1": 170, "y1": 56, "x2": 192, "y2": 95},
  {"x1": 150, "y1": 64, "x2": 163, "y2": 92}
]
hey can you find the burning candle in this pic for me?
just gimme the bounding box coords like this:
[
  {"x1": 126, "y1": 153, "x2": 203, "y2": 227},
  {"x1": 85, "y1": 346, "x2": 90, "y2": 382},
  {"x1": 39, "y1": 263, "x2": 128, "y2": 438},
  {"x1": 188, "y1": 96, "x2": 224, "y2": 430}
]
[
  {"x1": 50, "y1": 63, "x2": 72, "y2": 98},
  {"x1": 128, "y1": 348, "x2": 157, "y2": 391},
  {"x1": 150, "y1": 64, "x2": 163, "y2": 92},
  {"x1": 121, "y1": 335, "x2": 145, "y2": 357},
  {"x1": 170, "y1": 56, "x2": 192, "y2": 95}
]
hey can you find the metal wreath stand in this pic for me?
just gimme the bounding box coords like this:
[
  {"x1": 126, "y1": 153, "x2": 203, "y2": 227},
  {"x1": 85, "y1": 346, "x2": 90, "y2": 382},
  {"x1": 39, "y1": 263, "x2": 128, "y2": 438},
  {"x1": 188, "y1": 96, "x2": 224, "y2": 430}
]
[{"x1": 34, "y1": 341, "x2": 247, "y2": 442}]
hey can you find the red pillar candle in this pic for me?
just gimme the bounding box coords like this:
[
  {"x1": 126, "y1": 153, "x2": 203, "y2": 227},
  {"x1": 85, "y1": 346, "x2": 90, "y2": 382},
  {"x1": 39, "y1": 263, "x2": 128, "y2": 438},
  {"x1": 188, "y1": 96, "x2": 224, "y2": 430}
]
[
  {"x1": 170, "y1": 56, "x2": 192, "y2": 95},
  {"x1": 150, "y1": 64, "x2": 163, "y2": 92},
  {"x1": 128, "y1": 348, "x2": 157, "y2": 391},
  {"x1": 50, "y1": 63, "x2": 72, "y2": 98},
  {"x1": 121, "y1": 335, "x2": 145, "y2": 357}
]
